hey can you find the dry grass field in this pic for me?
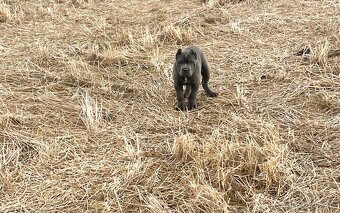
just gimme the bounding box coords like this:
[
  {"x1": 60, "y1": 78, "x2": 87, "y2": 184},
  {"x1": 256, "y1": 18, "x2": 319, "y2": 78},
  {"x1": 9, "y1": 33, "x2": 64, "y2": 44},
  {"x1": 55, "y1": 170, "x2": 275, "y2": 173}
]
[{"x1": 0, "y1": 0, "x2": 339, "y2": 212}]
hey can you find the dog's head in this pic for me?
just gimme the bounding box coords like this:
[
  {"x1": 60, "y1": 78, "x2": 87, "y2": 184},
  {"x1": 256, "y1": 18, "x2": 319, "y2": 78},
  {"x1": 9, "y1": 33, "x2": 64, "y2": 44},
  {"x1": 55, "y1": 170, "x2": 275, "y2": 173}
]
[{"x1": 175, "y1": 48, "x2": 197, "y2": 78}]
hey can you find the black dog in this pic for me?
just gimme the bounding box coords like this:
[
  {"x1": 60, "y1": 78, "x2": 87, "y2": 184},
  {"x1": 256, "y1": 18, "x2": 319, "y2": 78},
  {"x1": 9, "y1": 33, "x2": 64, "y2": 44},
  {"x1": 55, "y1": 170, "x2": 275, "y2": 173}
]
[{"x1": 173, "y1": 46, "x2": 218, "y2": 110}]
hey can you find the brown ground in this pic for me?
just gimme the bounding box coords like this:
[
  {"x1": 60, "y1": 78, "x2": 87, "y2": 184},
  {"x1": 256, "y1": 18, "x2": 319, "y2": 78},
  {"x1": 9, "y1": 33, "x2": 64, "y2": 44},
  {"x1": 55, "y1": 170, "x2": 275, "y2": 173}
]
[{"x1": 0, "y1": 0, "x2": 339, "y2": 212}]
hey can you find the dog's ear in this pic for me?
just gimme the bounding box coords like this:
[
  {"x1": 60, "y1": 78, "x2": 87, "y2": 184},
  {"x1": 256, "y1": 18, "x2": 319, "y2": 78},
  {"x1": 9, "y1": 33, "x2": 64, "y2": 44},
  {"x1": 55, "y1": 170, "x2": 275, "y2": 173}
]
[
  {"x1": 190, "y1": 49, "x2": 197, "y2": 59},
  {"x1": 176, "y1": 49, "x2": 182, "y2": 59}
]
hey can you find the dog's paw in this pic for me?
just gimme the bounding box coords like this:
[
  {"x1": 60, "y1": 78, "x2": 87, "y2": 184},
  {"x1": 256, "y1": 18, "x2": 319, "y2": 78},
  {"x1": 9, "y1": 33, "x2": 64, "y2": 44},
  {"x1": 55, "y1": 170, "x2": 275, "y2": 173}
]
[
  {"x1": 175, "y1": 102, "x2": 186, "y2": 111},
  {"x1": 187, "y1": 101, "x2": 197, "y2": 110},
  {"x1": 207, "y1": 91, "x2": 218, "y2": 97}
]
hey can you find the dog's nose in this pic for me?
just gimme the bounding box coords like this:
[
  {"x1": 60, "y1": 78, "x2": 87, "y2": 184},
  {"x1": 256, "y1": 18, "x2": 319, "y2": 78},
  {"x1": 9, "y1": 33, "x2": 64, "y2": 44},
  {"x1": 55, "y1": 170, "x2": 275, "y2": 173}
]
[{"x1": 182, "y1": 67, "x2": 189, "y2": 72}]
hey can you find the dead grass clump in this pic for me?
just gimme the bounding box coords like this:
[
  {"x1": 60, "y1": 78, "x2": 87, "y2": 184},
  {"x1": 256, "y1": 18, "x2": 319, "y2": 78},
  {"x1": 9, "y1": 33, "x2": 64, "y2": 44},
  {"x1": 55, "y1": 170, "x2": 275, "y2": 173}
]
[
  {"x1": 0, "y1": 1, "x2": 25, "y2": 23},
  {"x1": 74, "y1": 0, "x2": 93, "y2": 3},
  {"x1": 82, "y1": 16, "x2": 112, "y2": 51},
  {"x1": 87, "y1": 26, "x2": 162, "y2": 53},
  {"x1": 201, "y1": 11, "x2": 229, "y2": 24},
  {"x1": 86, "y1": 52, "x2": 129, "y2": 67},
  {"x1": 187, "y1": 116, "x2": 291, "y2": 206},
  {"x1": 0, "y1": 4, "x2": 10, "y2": 22},
  {"x1": 159, "y1": 25, "x2": 194, "y2": 45},
  {"x1": 312, "y1": 93, "x2": 340, "y2": 112},
  {"x1": 328, "y1": 49, "x2": 340, "y2": 59},
  {"x1": 57, "y1": 0, "x2": 92, "y2": 5},
  {"x1": 62, "y1": 73, "x2": 93, "y2": 88},
  {"x1": 218, "y1": 0, "x2": 246, "y2": 5},
  {"x1": 1, "y1": 130, "x2": 44, "y2": 165},
  {"x1": 112, "y1": 29, "x2": 135, "y2": 46},
  {"x1": 202, "y1": 0, "x2": 247, "y2": 6},
  {"x1": 80, "y1": 91, "x2": 105, "y2": 131},
  {"x1": 142, "y1": 193, "x2": 172, "y2": 213},
  {"x1": 197, "y1": 138, "x2": 289, "y2": 188},
  {"x1": 311, "y1": 39, "x2": 331, "y2": 66},
  {"x1": 332, "y1": 61, "x2": 340, "y2": 75},
  {"x1": 86, "y1": 46, "x2": 152, "y2": 69},
  {"x1": 189, "y1": 182, "x2": 230, "y2": 212},
  {"x1": 306, "y1": 39, "x2": 339, "y2": 65},
  {"x1": 149, "y1": 48, "x2": 172, "y2": 81},
  {"x1": 234, "y1": 84, "x2": 249, "y2": 108},
  {"x1": 30, "y1": 43, "x2": 63, "y2": 68},
  {"x1": 1, "y1": 113, "x2": 22, "y2": 126},
  {"x1": 173, "y1": 134, "x2": 198, "y2": 163},
  {"x1": 89, "y1": 34, "x2": 112, "y2": 51},
  {"x1": 140, "y1": 27, "x2": 160, "y2": 50},
  {"x1": 49, "y1": 58, "x2": 99, "y2": 89}
]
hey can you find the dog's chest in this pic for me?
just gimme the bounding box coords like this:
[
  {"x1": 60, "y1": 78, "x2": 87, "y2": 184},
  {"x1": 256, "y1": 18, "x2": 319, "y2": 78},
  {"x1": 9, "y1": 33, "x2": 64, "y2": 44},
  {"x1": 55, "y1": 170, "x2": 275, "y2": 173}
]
[{"x1": 181, "y1": 75, "x2": 200, "y2": 85}]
